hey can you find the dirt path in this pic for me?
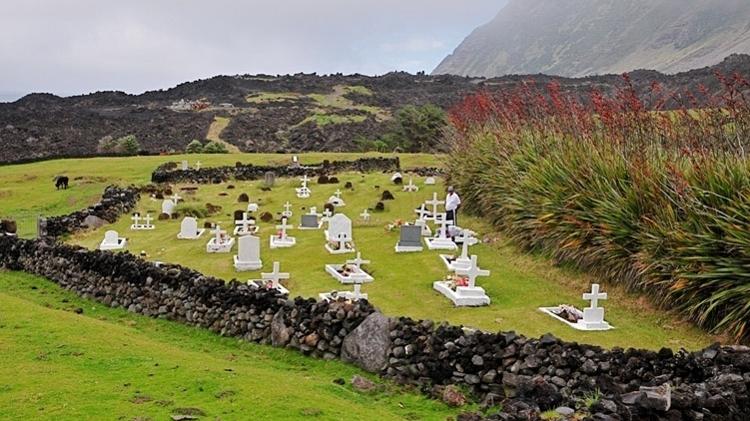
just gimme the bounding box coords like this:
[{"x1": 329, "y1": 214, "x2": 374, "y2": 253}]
[{"x1": 206, "y1": 116, "x2": 241, "y2": 153}]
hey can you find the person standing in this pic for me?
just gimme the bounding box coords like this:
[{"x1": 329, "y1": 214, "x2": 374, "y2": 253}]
[{"x1": 445, "y1": 186, "x2": 461, "y2": 227}]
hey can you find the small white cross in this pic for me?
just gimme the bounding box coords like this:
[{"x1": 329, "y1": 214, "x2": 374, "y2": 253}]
[
  {"x1": 455, "y1": 255, "x2": 490, "y2": 288},
  {"x1": 276, "y1": 218, "x2": 293, "y2": 239},
  {"x1": 195, "y1": 161, "x2": 201, "y2": 170},
  {"x1": 261, "y1": 261, "x2": 290, "y2": 289},
  {"x1": 308, "y1": 207, "x2": 319, "y2": 216},
  {"x1": 455, "y1": 230, "x2": 474, "y2": 260},
  {"x1": 352, "y1": 283, "x2": 364, "y2": 299},
  {"x1": 131, "y1": 213, "x2": 141, "y2": 226},
  {"x1": 169, "y1": 193, "x2": 182, "y2": 204},
  {"x1": 282, "y1": 201, "x2": 293, "y2": 218},
  {"x1": 583, "y1": 284, "x2": 607, "y2": 309},
  {"x1": 334, "y1": 189, "x2": 342, "y2": 199},
  {"x1": 360, "y1": 209, "x2": 370, "y2": 222},
  {"x1": 300, "y1": 175, "x2": 310, "y2": 185},
  {"x1": 415, "y1": 204, "x2": 431, "y2": 220},
  {"x1": 143, "y1": 214, "x2": 153, "y2": 227},
  {"x1": 346, "y1": 252, "x2": 370, "y2": 271},
  {"x1": 425, "y1": 193, "x2": 444, "y2": 218},
  {"x1": 235, "y1": 212, "x2": 255, "y2": 232},
  {"x1": 435, "y1": 214, "x2": 453, "y2": 239},
  {"x1": 322, "y1": 209, "x2": 333, "y2": 218}
]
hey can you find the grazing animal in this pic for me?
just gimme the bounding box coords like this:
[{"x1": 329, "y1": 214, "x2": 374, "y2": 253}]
[{"x1": 55, "y1": 176, "x2": 69, "y2": 190}]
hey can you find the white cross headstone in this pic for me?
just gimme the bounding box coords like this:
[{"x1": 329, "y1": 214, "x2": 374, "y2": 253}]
[
  {"x1": 282, "y1": 201, "x2": 293, "y2": 218},
  {"x1": 582, "y1": 284, "x2": 608, "y2": 326},
  {"x1": 195, "y1": 161, "x2": 201, "y2": 170},
  {"x1": 261, "y1": 261, "x2": 289, "y2": 289},
  {"x1": 334, "y1": 189, "x2": 342, "y2": 199},
  {"x1": 425, "y1": 193, "x2": 444, "y2": 220},
  {"x1": 181, "y1": 160, "x2": 188, "y2": 171},
  {"x1": 169, "y1": 193, "x2": 182, "y2": 205},
  {"x1": 455, "y1": 255, "x2": 490, "y2": 288},
  {"x1": 346, "y1": 252, "x2": 370, "y2": 271},
  {"x1": 300, "y1": 175, "x2": 310, "y2": 186},
  {"x1": 131, "y1": 213, "x2": 141, "y2": 227},
  {"x1": 143, "y1": 214, "x2": 154, "y2": 228},
  {"x1": 276, "y1": 218, "x2": 292, "y2": 240},
  {"x1": 435, "y1": 214, "x2": 453, "y2": 239},
  {"x1": 403, "y1": 178, "x2": 419, "y2": 192},
  {"x1": 360, "y1": 209, "x2": 370, "y2": 222},
  {"x1": 235, "y1": 212, "x2": 256, "y2": 236}
]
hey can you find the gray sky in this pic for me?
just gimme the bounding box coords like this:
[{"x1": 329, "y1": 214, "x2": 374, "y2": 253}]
[{"x1": 0, "y1": 0, "x2": 505, "y2": 101}]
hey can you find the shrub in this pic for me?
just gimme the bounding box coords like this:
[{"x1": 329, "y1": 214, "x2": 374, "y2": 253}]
[
  {"x1": 447, "y1": 73, "x2": 750, "y2": 342},
  {"x1": 185, "y1": 139, "x2": 203, "y2": 154},
  {"x1": 115, "y1": 135, "x2": 140, "y2": 156},
  {"x1": 202, "y1": 141, "x2": 228, "y2": 154}
]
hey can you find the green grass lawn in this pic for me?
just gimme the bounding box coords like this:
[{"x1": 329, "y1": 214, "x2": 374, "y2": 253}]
[
  {"x1": 0, "y1": 271, "x2": 464, "y2": 420},
  {"x1": 0, "y1": 153, "x2": 439, "y2": 237},
  {"x1": 65, "y1": 171, "x2": 716, "y2": 350}
]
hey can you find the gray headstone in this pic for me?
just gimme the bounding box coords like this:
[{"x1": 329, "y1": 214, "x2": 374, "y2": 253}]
[
  {"x1": 264, "y1": 171, "x2": 276, "y2": 187},
  {"x1": 301, "y1": 214, "x2": 319, "y2": 228},
  {"x1": 398, "y1": 225, "x2": 422, "y2": 248},
  {"x1": 341, "y1": 312, "x2": 392, "y2": 373}
]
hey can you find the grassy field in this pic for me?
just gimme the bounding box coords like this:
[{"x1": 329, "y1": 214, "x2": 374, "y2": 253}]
[
  {"x1": 66, "y1": 170, "x2": 715, "y2": 350},
  {"x1": 0, "y1": 153, "x2": 439, "y2": 237},
  {"x1": 0, "y1": 271, "x2": 464, "y2": 420}
]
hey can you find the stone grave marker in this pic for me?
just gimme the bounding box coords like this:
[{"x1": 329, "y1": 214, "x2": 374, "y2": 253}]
[
  {"x1": 395, "y1": 225, "x2": 423, "y2": 253},
  {"x1": 177, "y1": 216, "x2": 205, "y2": 239},
  {"x1": 100, "y1": 230, "x2": 127, "y2": 250},
  {"x1": 233, "y1": 234, "x2": 262, "y2": 270}
]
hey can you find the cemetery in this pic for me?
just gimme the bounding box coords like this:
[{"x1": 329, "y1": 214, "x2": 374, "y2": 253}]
[{"x1": 0, "y1": 153, "x2": 744, "y2": 420}]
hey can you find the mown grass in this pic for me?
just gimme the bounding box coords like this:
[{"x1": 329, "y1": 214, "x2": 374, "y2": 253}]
[
  {"x1": 65, "y1": 170, "x2": 715, "y2": 350},
  {"x1": 0, "y1": 270, "x2": 464, "y2": 420},
  {"x1": 0, "y1": 152, "x2": 440, "y2": 237}
]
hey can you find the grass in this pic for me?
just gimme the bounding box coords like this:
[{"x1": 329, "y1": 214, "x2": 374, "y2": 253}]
[
  {"x1": 299, "y1": 113, "x2": 368, "y2": 127},
  {"x1": 0, "y1": 270, "x2": 464, "y2": 420},
  {"x1": 246, "y1": 92, "x2": 303, "y2": 104},
  {"x1": 0, "y1": 152, "x2": 440, "y2": 237},
  {"x1": 205, "y1": 116, "x2": 241, "y2": 153},
  {"x1": 64, "y1": 170, "x2": 716, "y2": 350}
]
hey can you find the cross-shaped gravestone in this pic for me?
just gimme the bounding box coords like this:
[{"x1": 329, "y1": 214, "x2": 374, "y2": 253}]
[
  {"x1": 455, "y1": 230, "x2": 474, "y2": 262},
  {"x1": 261, "y1": 261, "x2": 290, "y2": 289},
  {"x1": 282, "y1": 201, "x2": 293, "y2": 218},
  {"x1": 346, "y1": 252, "x2": 370, "y2": 271},
  {"x1": 404, "y1": 178, "x2": 418, "y2": 192},
  {"x1": 143, "y1": 214, "x2": 153, "y2": 227},
  {"x1": 195, "y1": 161, "x2": 201, "y2": 170},
  {"x1": 308, "y1": 207, "x2": 319, "y2": 216},
  {"x1": 322, "y1": 208, "x2": 333, "y2": 219},
  {"x1": 583, "y1": 284, "x2": 607, "y2": 310},
  {"x1": 334, "y1": 189, "x2": 342, "y2": 199},
  {"x1": 169, "y1": 193, "x2": 182, "y2": 205},
  {"x1": 300, "y1": 175, "x2": 310, "y2": 186},
  {"x1": 426, "y1": 193, "x2": 444, "y2": 219},
  {"x1": 416, "y1": 204, "x2": 431, "y2": 220},
  {"x1": 351, "y1": 282, "x2": 365, "y2": 299},
  {"x1": 360, "y1": 209, "x2": 370, "y2": 222},
  {"x1": 236, "y1": 212, "x2": 254, "y2": 232},
  {"x1": 276, "y1": 218, "x2": 292, "y2": 240},
  {"x1": 211, "y1": 224, "x2": 223, "y2": 238},
  {"x1": 181, "y1": 160, "x2": 188, "y2": 171},
  {"x1": 435, "y1": 214, "x2": 453, "y2": 239},
  {"x1": 131, "y1": 213, "x2": 141, "y2": 227},
  {"x1": 455, "y1": 255, "x2": 490, "y2": 288}
]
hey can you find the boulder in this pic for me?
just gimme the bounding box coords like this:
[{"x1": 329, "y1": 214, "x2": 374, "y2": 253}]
[
  {"x1": 270, "y1": 309, "x2": 291, "y2": 347},
  {"x1": 341, "y1": 312, "x2": 391, "y2": 373},
  {"x1": 83, "y1": 215, "x2": 107, "y2": 229}
]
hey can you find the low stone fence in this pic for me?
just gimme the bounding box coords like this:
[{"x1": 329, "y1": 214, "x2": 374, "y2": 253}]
[
  {"x1": 150, "y1": 157, "x2": 402, "y2": 184},
  {"x1": 42, "y1": 185, "x2": 140, "y2": 240},
  {"x1": 0, "y1": 235, "x2": 747, "y2": 420}
]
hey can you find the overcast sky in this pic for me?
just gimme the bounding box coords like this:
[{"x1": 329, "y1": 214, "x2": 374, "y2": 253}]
[{"x1": 0, "y1": 0, "x2": 505, "y2": 101}]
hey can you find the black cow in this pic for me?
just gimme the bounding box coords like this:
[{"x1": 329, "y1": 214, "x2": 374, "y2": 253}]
[{"x1": 55, "y1": 176, "x2": 69, "y2": 190}]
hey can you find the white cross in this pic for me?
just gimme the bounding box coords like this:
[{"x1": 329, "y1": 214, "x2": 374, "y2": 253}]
[
  {"x1": 346, "y1": 252, "x2": 370, "y2": 271},
  {"x1": 404, "y1": 178, "x2": 418, "y2": 192},
  {"x1": 308, "y1": 207, "x2": 319, "y2": 216},
  {"x1": 276, "y1": 218, "x2": 292, "y2": 239},
  {"x1": 211, "y1": 224, "x2": 225, "y2": 241},
  {"x1": 261, "y1": 261, "x2": 290, "y2": 289},
  {"x1": 435, "y1": 214, "x2": 453, "y2": 239},
  {"x1": 425, "y1": 193, "x2": 444, "y2": 218},
  {"x1": 455, "y1": 230, "x2": 474, "y2": 260},
  {"x1": 143, "y1": 214, "x2": 153, "y2": 227},
  {"x1": 131, "y1": 213, "x2": 141, "y2": 226},
  {"x1": 352, "y1": 283, "x2": 364, "y2": 299},
  {"x1": 415, "y1": 204, "x2": 431, "y2": 220},
  {"x1": 322, "y1": 209, "x2": 333, "y2": 218},
  {"x1": 195, "y1": 161, "x2": 201, "y2": 170},
  {"x1": 583, "y1": 284, "x2": 607, "y2": 309},
  {"x1": 360, "y1": 209, "x2": 370, "y2": 222},
  {"x1": 348, "y1": 271, "x2": 371, "y2": 286},
  {"x1": 236, "y1": 212, "x2": 255, "y2": 232},
  {"x1": 282, "y1": 202, "x2": 293, "y2": 218},
  {"x1": 300, "y1": 175, "x2": 310, "y2": 185},
  {"x1": 334, "y1": 189, "x2": 342, "y2": 199},
  {"x1": 169, "y1": 193, "x2": 182, "y2": 205},
  {"x1": 455, "y1": 255, "x2": 490, "y2": 288}
]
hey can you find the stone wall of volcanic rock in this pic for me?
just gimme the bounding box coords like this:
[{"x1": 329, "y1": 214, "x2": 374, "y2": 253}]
[
  {"x1": 42, "y1": 185, "x2": 140, "y2": 239},
  {"x1": 150, "y1": 157, "x2": 402, "y2": 184},
  {"x1": 1, "y1": 235, "x2": 748, "y2": 420}
]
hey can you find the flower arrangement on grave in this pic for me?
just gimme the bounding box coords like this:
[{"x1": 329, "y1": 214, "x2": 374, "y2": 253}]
[
  {"x1": 385, "y1": 219, "x2": 406, "y2": 232},
  {"x1": 551, "y1": 304, "x2": 583, "y2": 323},
  {"x1": 444, "y1": 274, "x2": 469, "y2": 291}
]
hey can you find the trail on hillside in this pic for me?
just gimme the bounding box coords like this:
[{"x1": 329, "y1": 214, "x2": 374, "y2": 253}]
[{"x1": 206, "y1": 116, "x2": 241, "y2": 153}]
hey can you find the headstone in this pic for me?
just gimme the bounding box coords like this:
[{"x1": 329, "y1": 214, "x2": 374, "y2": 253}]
[
  {"x1": 233, "y1": 235, "x2": 262, "y2": 270},
  {"x1": 161, "y1": 199, "x2": 176, "y2": 216},
  {"x1": 425, "y1": 214, "x2": 457, "y2": 250},
  {"x1": 195, "y1": 161, "x2": 201, "y2": 170},
  {"x1": 259, "y1": 261, "x2": 290, "y2": 293},
  {"x1": 360, "y1": 209, "x2": 371, "y2": 222},
  {"x1": 433, "y1": 255, "x2": 491, "y2": 307},
  {"x1": 282, "y1": 201, "x2": 293, "y2": 219},
  {"x1": 300, "y1": 214, "x2": 320, "y2": 230},
  {"x1": 247, "y1": 203, "x2": 259, "y2": 213},
  {"x1": 181, "y1": 160, "x2": 188, "y2": 171},
  {"x1": 395, "y1": 225, "x2": 423, "y2": 253},
  {"x1": 403, "y1": 178, "x2": 419, "y2": 192},
  {"x1": 177, "y1": 217, "x2": 205, "y2": 239},
  {"x1": 325, "y1": 214, "x2": 354, "y2": 254},
  {"x1": 234, "y1": 212, "x2": 257, "y2": 236},
  {"x1": 99, "y1": 230, "x2": 126, "y2": 250},
  {"x1": 264, "y1": 171, "x2": 276, "y2": 188},
  {"x1": 206, "y1": 224, "x2": 235, "y2": 253},
  {"x1": 391, "y1": 172, "x2": 403, "y2": 184},
  {"x1": 440, "y1": 230, "x2": 476, "y2": 271},
  {"x1": 582, "y1": 284, "x2": 609, "y2": 329},
  {"x1": 425, "y1": 193, "x2": 444, "y2": 221},
  {"x1": 424, "y1": 177, "x2": 436, "y2": 185},
  {"x1": 131, "y1": 213, "x2": 155, "y2": 230},
  {"x1": 270, "y1": 218, "x2": 296, "y2": 248}
]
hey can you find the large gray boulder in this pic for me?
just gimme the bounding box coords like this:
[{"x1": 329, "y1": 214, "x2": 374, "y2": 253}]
[
  {"x1": 341, "y1": 311, "x2": 391, "y2": 373},
  {"x1": 270, "y1": 308, "x2": 291, "y2": 347},
  {"x1": 83, "y1": 215, "x2": 107, "y2": 229}
]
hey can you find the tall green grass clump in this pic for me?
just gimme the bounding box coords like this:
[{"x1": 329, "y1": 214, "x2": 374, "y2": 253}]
[{"x1": 447, "y1": 74, "x2": 750, "y2": 342}]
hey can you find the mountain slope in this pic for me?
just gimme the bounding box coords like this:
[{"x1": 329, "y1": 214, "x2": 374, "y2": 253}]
[{"x1": 433, "y1": 0, "x2": 750, "y2": 78}]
